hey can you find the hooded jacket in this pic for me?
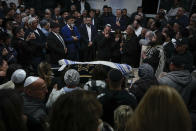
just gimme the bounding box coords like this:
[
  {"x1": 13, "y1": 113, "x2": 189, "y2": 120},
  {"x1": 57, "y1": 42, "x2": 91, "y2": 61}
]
[
  {"x1": 159, "y1": 70, "x2": 196, "y2": 105},
  {"x1": 158, "y1": 70, "x2": 192, "y2": 92}
]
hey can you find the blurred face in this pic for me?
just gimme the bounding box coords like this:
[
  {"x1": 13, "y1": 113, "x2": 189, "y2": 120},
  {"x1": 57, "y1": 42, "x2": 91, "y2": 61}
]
[
  {"x1": 31, "y1": 20, "x2": 38, "y2": 29},
  {"x1": 147, "y1": 18, "x2": 154, "y2": 28},
  {"x1": 30, "y1": 8, "x2": 35, "y2": 15},
  {"x1": 108, "y1": 8, "x2": 112, "y2": 13},
  {"x1": 137, "y1": 7, "x2": 143, "y2": 13},
  {"x1": 45, "y1": 23, "x2": 50, "y2": 30},
  {"x1": 62, "y1": 12, "x2": 69, "y2": 19},
  {"x1": 103, "y1": 7, "x2": 108, "y2": 14},
  {"x1": 126, "y1": 26, "x2": 133, "y2": 35},
  {"x1": 8, "y1": 9, "x2": 15, "y2": 17},
  {"x1": 71, "y1": 5, "x2": 76, "y2": 11},
  {"x1": 45, "y1": 13, "x2": 51, "y2": 19},
  {"x1": 133, "y1": 20, "x2": 139, "y2": 29},
  {"x1": 95, "y1": 9, "x2": 100, "y2": 16},
  {"x1": 5, "y1": 38, "x2": 11, "y2": 45},
  {"x1": 86, "y1": 17, "x2": 92, "y2": 26},
  {"x1": 17, "y1": 28, "x2": 25, "y2": 38},
  {"x1": 0, "y1": 19, "x2": 3, "y2": 26},
  {"x1": 54, "y1": 8, "x2": 60, "y2": 16},
  {"x1": 25, "y1": 9, "x2": 30, "y2": 15},
  {"x1": 28, "y1": 79, "x2": 48, "y2": 100},
  {"x1": 53, "y1": 27, "x2": 60, "y2": 33},
  {"x1": 104, "y1": 26, "x2": 111, "y2": 34},
  {"x1": 116, "y1": 10, "x2": 121, "y2": 18},
  {"x1": 82, "y1": 10, "x2": 87, "y2": 17},
  {"x1": 0, "y1": 60, "x2": 8, "y2": 72},
  {"x1": 141, "y1": 28, "x2": 147, "y2": 37},
  {"x1": 177, "y1": 8, "x2": 184, "y2": 17},
  {"x1": 15, "y1": 14, "x2": 22, "y2": 23},
  {"x1": 175, "y1": 31, "x2": 181, "y2": 39},
  {"x1": 190, "y1": 13, "x2": 196, "y2": 21},
  {"x1": 89, "y1": 11, "x2": 95, "y2": 18},
  {"x1": 162, "y1": 27, "x2": 168, "y2": 34},
  {"x1": 21, "y1": 13, "x2": 27, "y2": 18},
  {"x1": 190, "y1": 13, "x2": 196, "y2": 26},
  {"x1": 67, "y1": 18, "x2": 75, "y2": 25},
  {"x1": 6, "y1": 22, "x2": 12, "y2": 30},
  {"x1": 173, "y1": 23, "x2": 180, "y2": 33},
  {"x1": 122, "y1": 9, "x2": 127, "y2": 16}
]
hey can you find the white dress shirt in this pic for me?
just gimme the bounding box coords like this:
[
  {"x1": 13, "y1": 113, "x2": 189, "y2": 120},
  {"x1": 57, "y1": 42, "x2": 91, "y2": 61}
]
[
  {"x1": 135, "y1": 26, "x2": 142, "y2": 37},
  {"x1": 80, "y1": 1, "x2": 85, "y2": 14},
  {"x1": 86, "y1": 25, "x2": 92, "y2": 42},
  {"x1": 34, "y1": 29, "x2": 40, "y2": 36},
  {"x1": 92, "y1": 18, "x2": 95, "y2": 25}
]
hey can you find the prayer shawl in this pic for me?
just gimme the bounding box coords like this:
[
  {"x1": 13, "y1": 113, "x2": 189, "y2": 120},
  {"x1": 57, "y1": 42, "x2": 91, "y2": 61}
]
[{"x1": 58, "y1": 59, "x2": 133, "y2": 77}]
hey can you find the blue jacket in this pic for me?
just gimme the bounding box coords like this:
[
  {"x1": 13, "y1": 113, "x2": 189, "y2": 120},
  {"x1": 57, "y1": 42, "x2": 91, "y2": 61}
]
[{"x1": 61, "y1": 25, "x2": 80, "y2": 53}]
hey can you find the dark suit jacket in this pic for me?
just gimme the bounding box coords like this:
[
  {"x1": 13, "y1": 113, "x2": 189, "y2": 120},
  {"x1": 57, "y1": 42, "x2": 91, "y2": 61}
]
[
  {"x1": 11, "y1": 37, "x2": 34, "y2": 66},
  {"x1": 78, "y1": 1, "x2": 91, "y2": 12},
  {"x1": 91, "y1": 17, "x2": 100, "y2": 30},
  {"x1": 99, "y1": 14, "x2": 111, "y2": 30},
  {"x1": 65, "y1": 0, "x2": 80, "y2": 11},
  {"x1": 121, "y1": 34, "x2": 141, "y2": 67},
  {"x1": 47, "y1": 32, "x2": 67, "y2": 65},
  {"x1": 79, "y1": 24, "x2": 97, "y2": 61},
  {"x1": 58, "y1": 18, "x2": 67, "y2": 29},
  {"x1": 95, "y1": 32, "x2": 113, "y2": 61},
  {"x1": 24, "y1": 28, "x2": 46, "y2": 58},
  {"x1": 111, "y1": 16, "x2": 127, "y2": 31}
]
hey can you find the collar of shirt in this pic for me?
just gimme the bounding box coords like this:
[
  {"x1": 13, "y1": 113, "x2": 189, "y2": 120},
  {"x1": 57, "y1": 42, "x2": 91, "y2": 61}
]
[
  {"x1": 116, "y1": 17, "x2": 121, "y2": 21},
  {"x1": 19, "y1": 37, "x2": 24, "y2": 40},
  {"x1": 163, "y1": 41, "x2": 169, "y2": 47},
  {"x1": 67, "y1": 24, "x2": 73, "y2": 30},
  {"x1": 34, "y1": 29, "x2": 40, "y2": 36}
]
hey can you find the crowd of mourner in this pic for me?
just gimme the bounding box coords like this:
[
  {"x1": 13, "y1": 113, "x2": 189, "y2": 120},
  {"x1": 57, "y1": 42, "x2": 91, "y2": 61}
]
[{"x1": 0, "y1": 0, "x2": 196, "y2": 131}]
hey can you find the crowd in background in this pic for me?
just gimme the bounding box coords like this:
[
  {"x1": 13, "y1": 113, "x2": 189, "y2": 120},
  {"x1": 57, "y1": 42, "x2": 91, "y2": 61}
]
[{"x1": 0, "y1": 0, "x2": 196, "y2": 131}]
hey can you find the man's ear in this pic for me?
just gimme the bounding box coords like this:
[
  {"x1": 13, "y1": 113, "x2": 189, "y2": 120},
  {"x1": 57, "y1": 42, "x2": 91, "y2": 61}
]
[{"x1": 24, "y1": 88, "x2": 31, "y2": 96}]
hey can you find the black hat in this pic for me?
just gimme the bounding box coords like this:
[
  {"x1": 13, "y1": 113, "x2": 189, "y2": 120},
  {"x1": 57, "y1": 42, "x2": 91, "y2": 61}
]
[
  {"x1": 50, "y1": 22, "x2": 60, "y2": 28},
  {"x1": 170, "y1": 55, "x2": 187, "y2": 67},
  {"x1": 176, "y1": 38, "x2": 189, "y2": 46},
  {"x1": 108, "y1": 69, "x2": 123, "y2": 82}
]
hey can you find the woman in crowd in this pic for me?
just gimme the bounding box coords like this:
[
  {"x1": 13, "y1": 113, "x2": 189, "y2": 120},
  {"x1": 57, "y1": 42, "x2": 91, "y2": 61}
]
[
  {"x1": 114, "y1": 105, "x2": 133, "y2": 131},
  {"x1": 126, "y1": 85, "x2": 192, "y2": 131},
  {"x1": 49, "y1": 90, "x2": 102, "y2": 131},
  {"x1": 0, "y1": 89, "x2": 27, "y2": 131}
]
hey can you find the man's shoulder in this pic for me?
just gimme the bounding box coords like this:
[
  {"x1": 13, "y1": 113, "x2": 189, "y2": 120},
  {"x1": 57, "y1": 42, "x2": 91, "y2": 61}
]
[
  {"x1": 62, "y1": 25, "x2": 69, "y2": 30},
  {"x1": 158, "y1": 73, "x2": 172, "y2": 84}
]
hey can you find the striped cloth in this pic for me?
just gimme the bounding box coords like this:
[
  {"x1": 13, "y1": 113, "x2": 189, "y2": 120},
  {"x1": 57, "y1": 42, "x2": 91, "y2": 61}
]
[{"x1": 58, "y1": 59, "x2": 132, "y2": 76}]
